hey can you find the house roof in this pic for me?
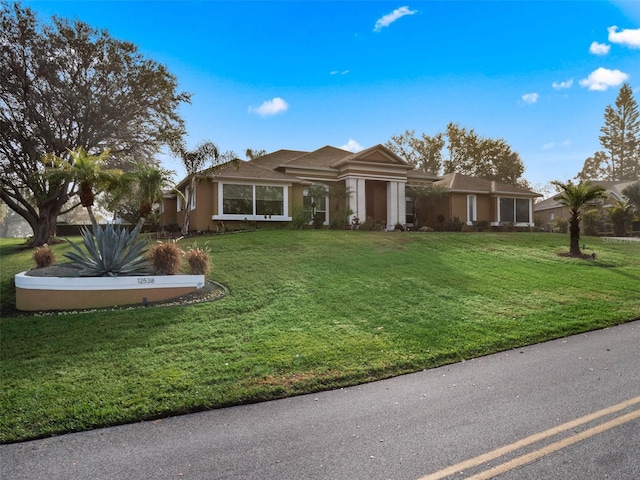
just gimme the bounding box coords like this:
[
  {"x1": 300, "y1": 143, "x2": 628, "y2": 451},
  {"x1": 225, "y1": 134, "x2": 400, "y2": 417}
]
[
  {"x1": 282, "y1": 146, "x2": 352, "y2": 168},
  {"x1": 435, "y1": 172, "x2": 540, "y2": 197},
  {"x1": 533, "y1": 180, "x2": 636, "y2": 211},
  {"x1": 249, "y1": 149, "x2": 307, "y2": 168}
]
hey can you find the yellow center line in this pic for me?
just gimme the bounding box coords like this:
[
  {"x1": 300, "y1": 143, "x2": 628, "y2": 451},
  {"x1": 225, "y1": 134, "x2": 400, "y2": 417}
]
[
  {"x1": 417, "y1": 395, "x2": 640, "y2": 480},
  {"x1": 466, "y1": 408, "x2": 640, "y2": 480}
]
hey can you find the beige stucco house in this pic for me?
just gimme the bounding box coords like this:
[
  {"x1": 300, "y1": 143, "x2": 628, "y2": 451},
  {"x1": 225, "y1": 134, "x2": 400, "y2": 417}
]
[
  {"x1": 423, "y1": 173, "x2": 541, "y2": 229},
  {"x1": 159, "y1": 145, "x2": 542, "y2": 232},
  {"x1": 159, "y1": 144, "x2": 438, "y2": 232}
]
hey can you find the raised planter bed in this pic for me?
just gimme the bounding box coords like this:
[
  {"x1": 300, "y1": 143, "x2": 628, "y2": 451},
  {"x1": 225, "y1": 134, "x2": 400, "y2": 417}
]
[{"x1": 15, "y1": 272, "x2": 205, "y2": 311}]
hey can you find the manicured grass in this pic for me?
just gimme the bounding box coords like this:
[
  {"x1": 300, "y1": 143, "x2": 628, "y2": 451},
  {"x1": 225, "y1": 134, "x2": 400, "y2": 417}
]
[{"x1": 1, "y1": 231, "x2": 639, "y2": 443}]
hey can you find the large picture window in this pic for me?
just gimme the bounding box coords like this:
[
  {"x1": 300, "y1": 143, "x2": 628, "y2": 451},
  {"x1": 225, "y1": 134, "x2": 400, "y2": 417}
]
[
  {"x1": 218, "y1": 183, "x2": 288, "y2": 220},
  {"x1": 499, "y1": 197, "x2": 530, "y2": 224}
]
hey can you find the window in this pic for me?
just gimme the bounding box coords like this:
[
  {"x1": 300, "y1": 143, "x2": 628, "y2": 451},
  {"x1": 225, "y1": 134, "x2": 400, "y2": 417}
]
[
  {"x1": 189, "y1": 185, "x2": 196, "y2": 210},
  {"x1": 223, "y1": 184, "x2": 253, "y2": 215},
  {"x1": 467, "y1": 195, "x2": 477, "y2": 225},
  {"x1": 516, "y1": 199, "x2": 529, "y2": 223},
  {"x1": 218, "y1": 183, "x2": 288, "y2": 220},
  {"x1": 499, "y1": 197, "x2": 530, "y2": 224},
  {"x1": 256, "y1": 186, "x2": 284, "y2": 216},
  {"x1": 303, "y1": 186, "x2": 328, "y2": 224},
  {"x1": 405, "y1": 197, "x2": 415, "y2": 225}
]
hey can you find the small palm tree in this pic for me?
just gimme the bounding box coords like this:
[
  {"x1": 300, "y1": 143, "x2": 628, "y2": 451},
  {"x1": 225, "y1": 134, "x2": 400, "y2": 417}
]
[
  {"x1": 172, "y1": 140, "x2": 220, "y2": 235},
  {"x1": 132, "y1": 162, "x2": 175, "y2": 229},
  {"x1": 622, "y1": 181, "x2": 640, "y2": 214},
  {"x1": 42, "y1": 148, "x2": 122, "y2": 226},
  {"x1": 551, "y1": 180, "x2": 607, "y2": 255}
]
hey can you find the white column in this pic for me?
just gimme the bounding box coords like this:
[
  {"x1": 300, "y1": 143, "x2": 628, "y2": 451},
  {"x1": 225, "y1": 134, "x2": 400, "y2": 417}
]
[
  {"x1": 398, "y1": 182, "x2": 406, "y2": 228},
  {"x1": 345, "y1": 177, "x2": 358, "y2": 224},
  {"x1": 356, "y1": 178, "x2": 366, "y2": 221},
  {"x1": 528, "y1": 198, "x2": 533, "y2": 226},
  {"x1": 387, "y1": 181, "x2": 398, "y2": 230}
]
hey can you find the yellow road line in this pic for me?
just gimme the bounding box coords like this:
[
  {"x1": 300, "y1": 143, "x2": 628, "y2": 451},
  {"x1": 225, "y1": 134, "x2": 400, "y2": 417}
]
[
  {"x1": 466, "y1": 408, "x2": 640, "y2": 480},
  {"x1": 418, "y1": 395, "x2": 640, "y2": 480}
]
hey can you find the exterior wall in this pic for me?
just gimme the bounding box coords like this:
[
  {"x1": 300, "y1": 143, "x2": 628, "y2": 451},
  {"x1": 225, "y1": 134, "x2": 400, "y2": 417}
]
[
  {"x1": 159, "y1": 197, "x2": 178, "y2": 228},
  {"x1": 190, "y1": 178, "x2": 217, "y2": 232},
  {"x1": 535, "y1": 206, "x2": 570, "y2": 229},
  {"x1": 450, "y1": 193, "x2": 468, "y2": 222},
  {"x1": 477, "y1": 195, "x2": 492, "y2": 223}
]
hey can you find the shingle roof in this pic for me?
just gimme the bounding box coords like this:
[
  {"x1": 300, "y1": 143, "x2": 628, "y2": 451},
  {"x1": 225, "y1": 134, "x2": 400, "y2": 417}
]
[
  {"x1": 214, "y1": 160, "x2": 299, "y2": 181},
  {"x1": 282, "y1": 146, "x2": 352, "y2": 168},
  {"x1": 435, "y1": 172, "x2": 540, "y2": 196},
  {"x1": 248, "y1": 149, "x2": 307, "y2": 168}
]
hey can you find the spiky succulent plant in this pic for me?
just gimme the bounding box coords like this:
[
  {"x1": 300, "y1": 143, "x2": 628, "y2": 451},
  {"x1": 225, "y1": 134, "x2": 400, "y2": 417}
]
[{"x1": 64, "y1": 222, "x2": 152, "y2": 277}]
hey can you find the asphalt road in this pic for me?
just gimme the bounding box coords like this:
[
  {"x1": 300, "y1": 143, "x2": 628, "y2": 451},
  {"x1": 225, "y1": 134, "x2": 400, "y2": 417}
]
[{"x1": 2, "y1": 320, "x2": 639, "y2": 480}]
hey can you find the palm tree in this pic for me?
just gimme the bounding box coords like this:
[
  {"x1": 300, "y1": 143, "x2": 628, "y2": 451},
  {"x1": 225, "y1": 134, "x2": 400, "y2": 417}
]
[
  {"x1": 622, "y1": 181, "x2": 640, "y2": 214},
  {"x1": 551, "y1": 180, "x2": 607, "y2": 255},
  {"x1": 171, "y1": 140, "x2": 220, "y2": 234},
  {"x1": 42, "y1": 148, "x2": 122, "y2": 227},
  {"x1": 128, "y1": 162, "x2": 174, "y2": 228}
]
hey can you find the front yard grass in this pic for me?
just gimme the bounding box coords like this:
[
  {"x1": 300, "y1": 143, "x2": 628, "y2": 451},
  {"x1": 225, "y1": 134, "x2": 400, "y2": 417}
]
[{"x1": 1, "y1": 231, "x2": 639, "y2": 443}]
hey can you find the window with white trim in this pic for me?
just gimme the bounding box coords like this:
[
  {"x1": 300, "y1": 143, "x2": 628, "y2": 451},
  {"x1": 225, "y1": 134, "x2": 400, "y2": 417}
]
[
  {"x1": 189, "y1": 184, "x2": 196, "y2": 210},
  {"x1": 217, "y1": 183, "x2": 289, "y2": 220},
  {"x1": 467, "y1": 195, "x2": 477, "y2": 225},
  {"x1": 303, "y1": 185, "x2": 328, "y2": 224},
  {"x1": 499, "y1": 197, "x2": 530, "y2": 224}
]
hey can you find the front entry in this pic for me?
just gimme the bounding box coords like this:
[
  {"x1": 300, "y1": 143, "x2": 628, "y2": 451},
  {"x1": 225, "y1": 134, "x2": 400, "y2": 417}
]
[{"x1": 365, "y1": 180, "x2": 388, "y2": 227}]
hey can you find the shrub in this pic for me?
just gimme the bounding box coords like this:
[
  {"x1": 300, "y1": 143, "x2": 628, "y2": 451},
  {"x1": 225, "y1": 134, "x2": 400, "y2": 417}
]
[
  {"x1": 552, "y1": 217, "x2": 568, "y2": 234},
  {"x1": 583, "y1": 209, "x2": 602, "y2": 236},
  {"x1": 64, "y1": 223, "x2": 151, "y2": 277},
  {"x1": 312, "y1": 212, "x2": 325, "y2": 229},
  {"x1": 185, "y1": 247, "x2": 210, "y2": 276},
  {"x1": 33, "y1": 244, "x2": 55, "y2": 268},
  {"x1": 291, "y1": 208, "x2": 308, "y2": 230},
  {"x1": 149, "y1": 242, "x2": 184, "y2": 275},
  {"x1": 329, "y1": 206, "x2": 353, "y2": 230}
]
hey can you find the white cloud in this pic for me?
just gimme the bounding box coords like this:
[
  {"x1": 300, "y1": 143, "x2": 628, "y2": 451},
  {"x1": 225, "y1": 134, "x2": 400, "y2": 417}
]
[
  {"x1": 374, "y1": 6, "x2": 417, "y2": 32},
  {"x1": 542, "y1": 139, "x2": 572, "y2": 150},
  {"x1": 608, "y1": 25, "x2": 640, "y2": 48},
  {"x1": 249, "y1": 97, "x2": 289, "y2": 116},
  {"x1": 330, "y1": 70, "x2": 350, "y2": 75},
  {"x1": 552, "y1": 79, "x2": 573, "y2": 90},
  {"x1": 579, "y1": 67, "x2": 629, "y2": 91},
  {"x1": 589, "y1": 41, "x2": 610, "y2": 55},
  {"x1": 521, "y1": 93, "x2": 539, "y2": 104},
  {"x1": 340, "y1": 139, "x2": 363, "y2": 152}
]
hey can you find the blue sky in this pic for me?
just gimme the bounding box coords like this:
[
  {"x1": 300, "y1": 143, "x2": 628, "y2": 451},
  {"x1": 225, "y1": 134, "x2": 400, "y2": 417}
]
[{"x1": 24, "y1": 1, "x2": 640, "y2": 189}]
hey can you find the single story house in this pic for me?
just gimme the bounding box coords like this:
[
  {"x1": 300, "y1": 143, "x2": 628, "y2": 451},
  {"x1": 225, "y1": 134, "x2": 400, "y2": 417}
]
[
  {"x1": 422, "y1": 173, "x2": 541, "y2": 229},
  {"x1": 534, "y1": 180, "x2": 636, "y2": 230},
  {"x1": 159, "y1": 144, "x2": 541, "y2": 232}
]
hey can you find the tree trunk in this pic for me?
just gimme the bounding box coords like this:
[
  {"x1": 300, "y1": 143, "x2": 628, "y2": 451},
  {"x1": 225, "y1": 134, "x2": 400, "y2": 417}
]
[
  {"x1": 32, "y1": 206, "x2": 60, "y2": 246},
  {"x1": 569, "y1": 211, "x2": 581, "y2": 256}
]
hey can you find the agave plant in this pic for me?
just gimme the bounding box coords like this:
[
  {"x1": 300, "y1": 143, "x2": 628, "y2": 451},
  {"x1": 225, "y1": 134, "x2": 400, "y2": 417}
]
[{"x1": 64, "y1": 222, "x2": 152, "y2": 277}]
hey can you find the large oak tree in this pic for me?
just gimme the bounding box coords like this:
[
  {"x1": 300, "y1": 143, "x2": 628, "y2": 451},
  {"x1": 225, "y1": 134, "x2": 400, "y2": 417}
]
[
  {"x1": 0, "y1": 2, "x2": 190, "y2": 245},
  {"x1": 386, "y1": 122, "x2": 527, "y2": 186}
]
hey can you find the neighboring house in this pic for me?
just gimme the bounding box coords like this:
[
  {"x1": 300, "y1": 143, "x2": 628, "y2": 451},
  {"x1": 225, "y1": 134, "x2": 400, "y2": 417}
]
[
  {"x1": 425, "y1": 173, "x2": 541, "y2": 228},
  {"x1": 159, "y1": 144, "x2": 438, "y2": 232},
  {"x1": 534, "y1": 180, "x2": 636, "y2": 230}
]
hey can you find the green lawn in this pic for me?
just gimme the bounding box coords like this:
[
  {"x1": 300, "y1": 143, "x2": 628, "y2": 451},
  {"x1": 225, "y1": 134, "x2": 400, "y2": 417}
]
[{"x1": 1, "y1": 231, "x2": 639, "y2": 443}]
